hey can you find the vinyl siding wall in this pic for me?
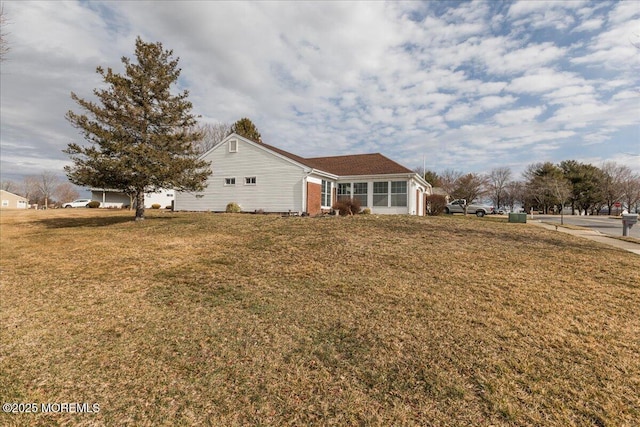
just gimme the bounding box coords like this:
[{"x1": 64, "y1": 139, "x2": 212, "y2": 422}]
[{"x1": 175, "y1": 139, "x2": 307, "y2": 212}]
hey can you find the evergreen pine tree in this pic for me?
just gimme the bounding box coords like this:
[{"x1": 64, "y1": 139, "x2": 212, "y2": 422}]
[
  {"x1": 231, "y1": 117, "x2": 262, "y2": 142},
  {"x1": 65, "y1": 37, "x2": 210, "y2": 220}
]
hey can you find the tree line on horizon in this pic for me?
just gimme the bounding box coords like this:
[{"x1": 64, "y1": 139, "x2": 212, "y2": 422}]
[{"x1": 417, "y1": 161, "x2": 640, "y2": 215}]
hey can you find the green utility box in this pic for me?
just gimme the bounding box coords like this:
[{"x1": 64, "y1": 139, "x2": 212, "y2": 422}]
[{"x1": 508, "y1": 213, "x2": 527, "y2": 223}]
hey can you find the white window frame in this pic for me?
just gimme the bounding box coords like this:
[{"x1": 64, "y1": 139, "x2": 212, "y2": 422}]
[
  {"x1": 373, "y1": 181, "x2": 389, "y2": 207},
  {"x1": 353, "y1": 182, "x2": 368, "y2": 207},
  {"x1": 321, "y1": 180, "x2": 332, "y2": 208},
  {"x1": 337, "y1": 183, "x2": 351, "y2": 202},
  {"x1": 224, "y1": 177, "x2": 236, "y2": 186},
  {"x1": 244, "y1": 176, "x2": 257, "y2": 186},
  {"x1": 228, "y1": 139, "x2": 238, "y2": 153},
  {"x1": 391, "y1": 181, "x2": 407, "y2": 207}
]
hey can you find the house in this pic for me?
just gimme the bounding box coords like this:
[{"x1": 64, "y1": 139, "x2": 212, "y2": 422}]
[
  {"x1": 175, "y1": 134, "x2": 431, "y2": 215},
  {"x1": 90, "y1": 188, "x2": 175, "y2": 209},
  {"x1": 0, "y1": 189, "x2": 29, "y2": 209}
]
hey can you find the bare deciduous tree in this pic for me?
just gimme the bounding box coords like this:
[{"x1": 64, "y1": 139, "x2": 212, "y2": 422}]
[
  {"x1": 600, "y1": 161, "x2": 628, "y2": 214},
  {"x1": 439, "y1": 169, "x2": 463, "y2": 197},
  {"x1": 619, "y1": 168, "x2": 640, "y2": 213},
  {"x1": 193, "y1": 122, "x2": 232, "y2": 154},
  {"x1": 1, "y1": 179, "x2": 17, "y2": 192},
  {"x1": 504, "y1": 181, "x2": 525, "y2": 211},
  {"x1": 31, "y1": 171, "x2": 60, "y2": 208},
  {"x1": 54, "y1": 182, "x2": 80, "y2": 204},
  {"x1": 452, "y1": 172, "x2": 488, "y2": 214},
  {"x1": 22, "y1": 176, "x2": 40, "y2": 206},
  {"x1": 488, "y1": 167, "x2": 512, "y2": 210}
]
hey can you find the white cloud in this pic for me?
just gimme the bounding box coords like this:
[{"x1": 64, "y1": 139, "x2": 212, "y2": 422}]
[
  {"x1": 483, "y1": 42, "x2": 567, "y2": 75},
  {"x1": 507, "y1": 68, "x2": 586, "y2": 94},
  {"x1": 493, "y1": 106, "x2": 546, "y2": 126},
  {"x1": 571, "y1": 19, "x2": 640, "y2": 71},
  {"x1": 477, "y1": 95, "x2": 518, "y2": 110},
  {"x1": 606, "y1": 0, "x2": 640, "y2": 25},
  {"x1": 507, "y1": 0, "x2": 585, "y2": 30},
  {"x1": 572, "y1": 18, "x2": 604, "y2": 32},
  {"x1": 543, "y1": 85, "x2": 597, "y2": 105}
]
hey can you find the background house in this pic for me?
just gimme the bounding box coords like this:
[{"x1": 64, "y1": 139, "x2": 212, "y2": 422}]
[
  {"x1": 90, "y1": 188, "x2": 175, "y2": 208},
  {"x1": 175, "y1": 134, "x2": 431, "y2": 215},
  {"x1": 0, "y1": 190, "x2": 29, "y2": 209}
]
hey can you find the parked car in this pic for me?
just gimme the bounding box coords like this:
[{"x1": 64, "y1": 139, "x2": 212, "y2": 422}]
[
  {"x1": 62, "y1": 198, "x2": 92, "y2": 208},
  {"x1": 444, "y1": 199, "x2": 494, "y2": 217}
]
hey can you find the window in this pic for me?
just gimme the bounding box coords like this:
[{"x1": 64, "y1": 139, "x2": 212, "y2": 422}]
[
  {"x1": 353, "y1": 182, "x2": 368, "y2": 207},
  {"x1": 228, "y1": 139, "x2": 238, "y2": 152},
  {"x1": 373, "y1": 182, "x2": 389, "y2": 207},
  {"x1": 337, "y1": 183, "x2": 351, "y2": 201},
  {"x1": 1, "y1": 200, "x2": 8, "y2": 207},
  {"x1": 224, "y1": 177, "x2": 236, "y2": 186},
  {"x1": 390, "y1": 181, "x2": 407, "y2": 207},
  {"x1": 245, "y1": 176, "x2": 256, "y2": 185},
  {"x1": 321, "y1": 180, "x2": 332, "y2": 207}
]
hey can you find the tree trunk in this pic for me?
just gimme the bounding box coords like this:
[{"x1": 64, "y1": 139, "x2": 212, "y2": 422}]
[{"x1": 135, "y1": 191, "x2": 145, "y2": 221}]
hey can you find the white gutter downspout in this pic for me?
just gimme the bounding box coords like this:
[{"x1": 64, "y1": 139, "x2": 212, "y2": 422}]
[{"x1": 302, "y1": 170, "x2": 313, "y2": 215}]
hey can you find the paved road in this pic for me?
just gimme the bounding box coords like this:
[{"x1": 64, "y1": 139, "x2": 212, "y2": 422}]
[{"x1": 532, "y1": 214, "x2": 640, "y2": 239}]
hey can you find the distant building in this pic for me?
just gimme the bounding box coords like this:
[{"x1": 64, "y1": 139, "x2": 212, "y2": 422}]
[
  {"x1": 0, "y1": 190, "x2": 29, "y2": 210},
  {"x1": 90, "y1": 188, "x2": 175, "y2": 209}
]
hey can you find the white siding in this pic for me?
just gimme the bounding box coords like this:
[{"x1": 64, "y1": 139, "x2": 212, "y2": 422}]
[
  {"x1": 176, "y1": 138, "x2": 307, "y2": 212},
  {"x1": 144, "y1": 189, "x2": 174, "y2": 208}
]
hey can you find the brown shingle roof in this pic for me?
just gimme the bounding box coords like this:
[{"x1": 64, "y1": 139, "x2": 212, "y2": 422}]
[
  {"x1": 304, "y1": 153, "x2": 413, "y2": 176},
  {"x1": 256, "y1": 140, "x2": 310, "y2": 166},
  {"x1": 254, "y1": 140, "x2": 413, "y2": 176}
]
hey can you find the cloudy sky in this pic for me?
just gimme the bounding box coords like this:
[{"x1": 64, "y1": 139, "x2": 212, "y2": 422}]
[{"x1": 1, "y1": 0, "x2": 639, "y2": 186}]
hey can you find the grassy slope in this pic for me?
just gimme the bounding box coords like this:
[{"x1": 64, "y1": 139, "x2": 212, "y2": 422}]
[{"x1": 1, "y1": 210, "x2": 639, "y2": 426}]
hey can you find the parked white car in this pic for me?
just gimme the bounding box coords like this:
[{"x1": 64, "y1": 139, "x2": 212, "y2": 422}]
[{"x1": 62, "y1": 198, "x2": 92, "y2": 208}]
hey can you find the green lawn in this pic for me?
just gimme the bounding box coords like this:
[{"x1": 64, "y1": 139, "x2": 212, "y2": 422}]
[{"x1": 1, "y1": 209, "x2": 639, "y2": 426}]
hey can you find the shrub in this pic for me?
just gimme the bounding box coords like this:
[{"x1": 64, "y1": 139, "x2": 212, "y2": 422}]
[
  {"x1": 87, "y1": 201, "x2": 100, "y2": 209},
  {"x1": 226, "y1": 202, "x2": 241, "y2": 213},
  {"x1": 165, "y1": 205, "x2": 172, "y2": 210},
  {"x1": 362, "y1": 208, "x2": 371, "y2": 215},
  {"x1": 151, "y1": 204, "x2": 161, "y2": 209},
  {"x1": 332, "y1": 198, "x2": 361, "y2": 216},
  {"x1": 427, "y1": 194, "x2": 447, "y2": 216}
]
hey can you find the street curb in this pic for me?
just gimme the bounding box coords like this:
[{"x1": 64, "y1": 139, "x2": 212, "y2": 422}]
[{"x1": 529, "y1": 220, "x2": 640, "y2": 255}]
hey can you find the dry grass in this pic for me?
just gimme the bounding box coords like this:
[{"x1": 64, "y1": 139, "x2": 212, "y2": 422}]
[{"x1": 1, "y1": 209, "x2": 639, "y2": 426}]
